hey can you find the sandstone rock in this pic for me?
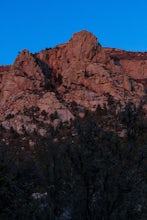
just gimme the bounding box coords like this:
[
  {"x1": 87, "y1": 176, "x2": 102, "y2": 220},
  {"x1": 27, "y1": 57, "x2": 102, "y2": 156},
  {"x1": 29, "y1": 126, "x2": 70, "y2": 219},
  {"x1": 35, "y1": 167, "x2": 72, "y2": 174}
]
[
  {"x1": 0, "y1": 30, "x2": 146, "y2": 134},
  {"x1": 67, "y1": 30, "x2": 101, "y2": 61}
]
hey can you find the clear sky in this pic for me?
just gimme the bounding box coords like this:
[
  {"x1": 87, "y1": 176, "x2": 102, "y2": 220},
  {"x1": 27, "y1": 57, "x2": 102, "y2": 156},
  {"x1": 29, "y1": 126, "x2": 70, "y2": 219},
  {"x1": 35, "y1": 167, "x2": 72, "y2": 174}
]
[{"x1": 0, "y1": 0, "x2": 147, "y2": 65}]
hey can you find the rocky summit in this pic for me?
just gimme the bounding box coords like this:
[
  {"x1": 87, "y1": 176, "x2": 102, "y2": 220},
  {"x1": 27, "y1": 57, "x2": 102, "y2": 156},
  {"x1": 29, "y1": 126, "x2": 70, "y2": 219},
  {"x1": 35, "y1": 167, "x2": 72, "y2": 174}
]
[{"x1": 0, "y1": 30, "x2": 146, "y2": 134}]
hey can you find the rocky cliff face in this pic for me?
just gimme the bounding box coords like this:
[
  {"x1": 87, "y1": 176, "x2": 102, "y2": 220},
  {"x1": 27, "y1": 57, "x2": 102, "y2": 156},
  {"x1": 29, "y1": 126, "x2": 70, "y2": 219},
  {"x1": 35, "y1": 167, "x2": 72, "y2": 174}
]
[{"x1": 0, "y1": 30, "x2": 146, "y2": 134}]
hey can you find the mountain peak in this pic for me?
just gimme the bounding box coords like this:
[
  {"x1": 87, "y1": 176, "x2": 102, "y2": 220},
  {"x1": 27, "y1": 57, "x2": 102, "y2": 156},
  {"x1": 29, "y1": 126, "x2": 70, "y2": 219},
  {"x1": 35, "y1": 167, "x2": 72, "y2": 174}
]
[
  {"x1": 68, "y1": 30, "x2": 101, "y2": 60},
  {"x1": 14, "y1": 49, "x2": 34, "y2": 67}
]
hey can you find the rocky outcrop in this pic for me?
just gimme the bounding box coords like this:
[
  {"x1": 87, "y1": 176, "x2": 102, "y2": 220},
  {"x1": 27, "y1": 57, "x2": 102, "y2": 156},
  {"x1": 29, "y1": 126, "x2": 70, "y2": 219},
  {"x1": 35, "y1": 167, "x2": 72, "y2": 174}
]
[
  {"x1": 67, "y1": 30, "x2": 101, "y2": 61},
  {"x1": 0, "y1": 30, "x2": 146, "y2": 133},
  {"x1": 37, "y1": 31, "x2": 146, "y2": 109},
  {"x1": 0, "y1": 65, "x2": 11, "y2": 73}
]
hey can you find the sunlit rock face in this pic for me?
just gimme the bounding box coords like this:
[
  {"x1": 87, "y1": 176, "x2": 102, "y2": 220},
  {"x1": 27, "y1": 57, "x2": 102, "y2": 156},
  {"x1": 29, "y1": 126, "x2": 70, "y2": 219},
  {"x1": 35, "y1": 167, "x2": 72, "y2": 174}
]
[{"x1": 0, "y1": 30, "x2": 146, "y2": 133}]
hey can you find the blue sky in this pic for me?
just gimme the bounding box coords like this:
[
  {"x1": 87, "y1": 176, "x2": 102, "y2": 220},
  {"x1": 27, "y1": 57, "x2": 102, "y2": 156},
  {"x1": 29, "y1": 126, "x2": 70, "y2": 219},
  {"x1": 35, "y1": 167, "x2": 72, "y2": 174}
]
[{"x1": 0, "y1": 0, "x2": 147, "y2": 65}]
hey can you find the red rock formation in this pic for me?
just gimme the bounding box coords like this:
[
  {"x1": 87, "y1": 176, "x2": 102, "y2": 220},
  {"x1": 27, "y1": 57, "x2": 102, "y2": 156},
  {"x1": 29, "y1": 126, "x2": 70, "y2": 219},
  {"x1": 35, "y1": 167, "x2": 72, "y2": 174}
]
[
  {"x1": 0, "y1": 30, "x2": 146, "y2": 133},
  {"x1": 37, "y1": 30, "x2": 146, "y2": 108}
]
